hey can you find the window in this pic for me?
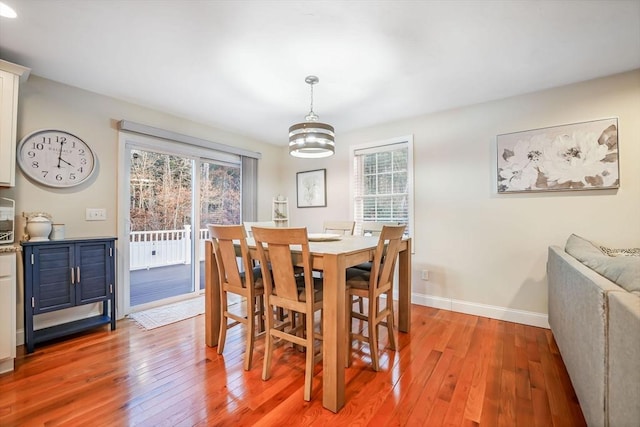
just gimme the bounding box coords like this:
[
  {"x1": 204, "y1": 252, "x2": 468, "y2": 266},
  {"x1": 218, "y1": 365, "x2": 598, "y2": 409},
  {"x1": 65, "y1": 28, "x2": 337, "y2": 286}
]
[{"x1": 351, "y1": 136, "x2": 413, "y2": 236}]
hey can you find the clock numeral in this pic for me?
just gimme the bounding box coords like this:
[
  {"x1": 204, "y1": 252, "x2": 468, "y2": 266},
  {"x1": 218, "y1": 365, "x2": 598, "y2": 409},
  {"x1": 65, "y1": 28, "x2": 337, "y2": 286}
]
[
  {"x1": 69, "y1": 173, "x2": 76, "y2": 180},
  {"x1": 56, "y1": 136, "x2": 67, "y2": 143},
  {"x1": 40, "y1": 137, "x2": 52, "y2": 145},
  {"x1": 78, "y1": 148, "x2": 85, "y2": 155},
  {"x1": 30, "y1": 161, "x2": 39, "y2": 169},
  {"x1": 31, "y1": 142, "x2": 45, "y2": 150},
  {"x1": 55, "y1": 174, "x2": 63, "y2": 182},
  {"x1": 80, "y1": 158, "x2": 87, "y2": 165},
  {"x1": 41, "y1": 170, "x2": 49, "y2": 178},
  {"x1": 27, "y1": 151, "x2": 36, "y2": 158}
]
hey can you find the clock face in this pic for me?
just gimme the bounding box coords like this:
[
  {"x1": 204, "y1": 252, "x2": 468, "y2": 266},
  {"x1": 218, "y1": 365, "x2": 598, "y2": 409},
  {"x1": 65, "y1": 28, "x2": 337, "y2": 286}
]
[{"x1": 17, "y1": 129, "x2": 96, "y2": 188}]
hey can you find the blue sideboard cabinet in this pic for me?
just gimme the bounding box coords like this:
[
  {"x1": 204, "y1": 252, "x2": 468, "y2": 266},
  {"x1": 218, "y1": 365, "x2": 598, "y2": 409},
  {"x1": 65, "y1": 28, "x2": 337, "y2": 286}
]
[{"x1": 21, "y1": 237, "x2": 116, "y2": 353}]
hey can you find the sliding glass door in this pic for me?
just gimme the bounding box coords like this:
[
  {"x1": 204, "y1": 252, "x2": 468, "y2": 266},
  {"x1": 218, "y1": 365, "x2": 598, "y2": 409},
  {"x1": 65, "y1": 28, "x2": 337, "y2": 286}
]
[{"x1": 121, "y1": 136, "x2": 241, "y2": 314}]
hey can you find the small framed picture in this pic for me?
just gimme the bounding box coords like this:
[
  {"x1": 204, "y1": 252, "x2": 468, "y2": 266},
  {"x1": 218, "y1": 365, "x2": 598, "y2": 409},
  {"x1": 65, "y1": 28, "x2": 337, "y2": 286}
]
[{"x1": 296, "y1": 169, "x2": 327, "y2": 208}]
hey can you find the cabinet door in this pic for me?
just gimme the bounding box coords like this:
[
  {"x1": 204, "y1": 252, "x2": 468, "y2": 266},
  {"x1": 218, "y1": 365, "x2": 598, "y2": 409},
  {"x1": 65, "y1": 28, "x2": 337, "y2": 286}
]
[
  {"x1": 0, "y1": 70, "x2": 18, "y2": 186},
  {"x1": 32, "y1": 245, "x2": 74, "y2": 313},
  {"x1": 0, "y1": 253, "x2": 16, "y2": 361},
  {"x1": 75, "y1": 241, "x2": 112, "y2": 305}
]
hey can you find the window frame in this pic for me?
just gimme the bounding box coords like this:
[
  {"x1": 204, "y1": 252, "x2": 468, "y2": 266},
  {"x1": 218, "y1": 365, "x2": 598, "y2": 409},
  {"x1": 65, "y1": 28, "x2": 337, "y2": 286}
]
[{"x1": 349, "y1": 135, "x2": 414, "y2": 239}]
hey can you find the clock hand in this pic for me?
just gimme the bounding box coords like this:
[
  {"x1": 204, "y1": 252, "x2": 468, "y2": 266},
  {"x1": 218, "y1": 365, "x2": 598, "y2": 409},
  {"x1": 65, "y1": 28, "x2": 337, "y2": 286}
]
[
  {"x1": 59, "y1": 157, "x2": 74, "y2": 167},
  {"x1": 57, "y1": 140, "x2": 65, "y2": 168}
]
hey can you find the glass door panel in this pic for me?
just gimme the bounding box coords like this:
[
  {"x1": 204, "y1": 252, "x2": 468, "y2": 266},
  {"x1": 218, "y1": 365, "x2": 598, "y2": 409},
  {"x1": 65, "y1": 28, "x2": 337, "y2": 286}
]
[
  {"x1": 198, "y1": 160, "x2": 241, "y2": 290},
  {"x1": 129, "y1": 148, "x2": 195, "y2": 306}
]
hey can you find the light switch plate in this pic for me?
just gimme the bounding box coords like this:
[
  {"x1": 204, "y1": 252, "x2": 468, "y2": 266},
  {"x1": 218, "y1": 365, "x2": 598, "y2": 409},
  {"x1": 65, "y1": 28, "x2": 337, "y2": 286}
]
[{"x1": 86, "y1": 208, "x2": 107, "y2": 221}]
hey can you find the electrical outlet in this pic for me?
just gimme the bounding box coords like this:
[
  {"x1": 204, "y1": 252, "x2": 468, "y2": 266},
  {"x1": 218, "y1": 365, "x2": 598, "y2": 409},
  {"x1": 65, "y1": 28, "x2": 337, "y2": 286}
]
[
  {"x1": 86, "y1": 208, "x2": 107, "y2": 221},
  {"x1": 420, "y1": 269, "x2": 430, "y2": 281}
]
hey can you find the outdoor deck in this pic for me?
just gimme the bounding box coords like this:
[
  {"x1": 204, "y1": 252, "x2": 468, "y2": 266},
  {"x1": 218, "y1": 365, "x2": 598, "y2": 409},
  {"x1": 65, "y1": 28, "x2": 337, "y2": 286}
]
[{"x1": 130, "y1": 262, "x2": 205, "y2": 306}]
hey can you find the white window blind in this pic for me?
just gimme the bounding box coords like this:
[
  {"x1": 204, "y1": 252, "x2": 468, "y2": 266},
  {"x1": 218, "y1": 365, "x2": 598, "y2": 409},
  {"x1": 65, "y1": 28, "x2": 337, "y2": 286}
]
[{"x1": 352, "y1": 137, "x2": 413, "y2": 236}]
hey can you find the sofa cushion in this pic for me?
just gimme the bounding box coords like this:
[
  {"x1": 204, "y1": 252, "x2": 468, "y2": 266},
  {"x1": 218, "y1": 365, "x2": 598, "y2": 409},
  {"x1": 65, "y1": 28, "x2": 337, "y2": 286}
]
[{"x1": 565, "y1": 234, "x2": 640, "y2": 294}]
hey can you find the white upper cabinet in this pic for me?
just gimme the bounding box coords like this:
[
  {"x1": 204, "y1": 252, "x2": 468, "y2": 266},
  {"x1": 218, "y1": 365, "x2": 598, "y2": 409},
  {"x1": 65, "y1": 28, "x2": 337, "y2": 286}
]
[{"x1": 0, "y1": 60, "x2": 30, "y2": 187}]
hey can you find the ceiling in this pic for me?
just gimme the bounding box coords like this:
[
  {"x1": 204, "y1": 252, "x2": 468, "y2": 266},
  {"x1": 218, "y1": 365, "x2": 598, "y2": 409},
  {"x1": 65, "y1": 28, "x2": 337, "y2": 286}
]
[{"x1": 1, "y1": 0, "x2": 639, "y2": 146}]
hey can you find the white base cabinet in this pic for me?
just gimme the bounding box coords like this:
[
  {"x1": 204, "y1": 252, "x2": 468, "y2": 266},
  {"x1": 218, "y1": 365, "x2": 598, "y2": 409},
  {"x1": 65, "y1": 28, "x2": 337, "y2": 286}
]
[{"x1": 0, "y1": 251, "x2": 16, "y2": 374}]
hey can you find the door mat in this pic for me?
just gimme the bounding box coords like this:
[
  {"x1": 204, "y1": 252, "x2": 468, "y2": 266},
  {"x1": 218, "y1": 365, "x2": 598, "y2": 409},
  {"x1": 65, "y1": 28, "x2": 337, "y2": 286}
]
[{"x1": 128, "y1": 296, "x2": 205, "y2": 330}]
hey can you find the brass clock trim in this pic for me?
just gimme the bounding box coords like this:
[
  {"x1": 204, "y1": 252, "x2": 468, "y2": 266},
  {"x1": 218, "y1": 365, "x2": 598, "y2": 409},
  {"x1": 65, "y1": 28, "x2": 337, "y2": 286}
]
[{"x1": 17, "y1": 129, "x2": 97, "y2": 188}]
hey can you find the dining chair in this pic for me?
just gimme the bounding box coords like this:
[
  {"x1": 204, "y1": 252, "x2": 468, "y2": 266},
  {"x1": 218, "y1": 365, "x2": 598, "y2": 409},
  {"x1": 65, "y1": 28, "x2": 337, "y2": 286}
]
[
  {"x1": 252, "y1": 226, "x2": 323, "y2": 401},
  {"x1": 323, "y1": 220, "x2": 355, "y2": 235},
  {"x1": 207, "y1": 224, "x2": 265, "y2": 371},
  {"x1": 360, "y1": 221, "x2": 398, "y2": 236},
  {"x1": 345, "y1": 224, "x2": 406, "y2": 371},
  {"x1": 351, "y1": 221, "x2": 400, "y2": 313},
  {"x1": 243, "y1": 221, "x2": 276, "y2": 238}
]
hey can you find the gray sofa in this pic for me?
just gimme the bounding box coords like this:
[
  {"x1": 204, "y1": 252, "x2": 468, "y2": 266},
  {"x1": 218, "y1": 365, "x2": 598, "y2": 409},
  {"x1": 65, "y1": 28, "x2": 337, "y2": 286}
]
[{"x1": 548, "y1": 236, "x2": 640, "y2": 427}]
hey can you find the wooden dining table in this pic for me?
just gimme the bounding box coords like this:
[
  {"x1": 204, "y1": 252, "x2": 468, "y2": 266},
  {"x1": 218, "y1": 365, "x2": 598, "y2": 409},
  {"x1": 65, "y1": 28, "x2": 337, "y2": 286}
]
[{"x1": 204, "y1": 234, "x2": 412, "y2": 413}]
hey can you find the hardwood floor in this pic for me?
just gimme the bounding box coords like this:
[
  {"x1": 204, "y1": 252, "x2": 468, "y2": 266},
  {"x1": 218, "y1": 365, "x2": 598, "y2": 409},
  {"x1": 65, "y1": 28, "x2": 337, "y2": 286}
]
[{"x1": 0, "y1": 304, "x2": 586, "y2": 426}]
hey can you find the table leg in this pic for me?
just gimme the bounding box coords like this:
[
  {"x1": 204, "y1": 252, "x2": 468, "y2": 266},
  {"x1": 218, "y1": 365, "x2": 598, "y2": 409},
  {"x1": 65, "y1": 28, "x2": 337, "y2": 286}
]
[
  {"x1": 205, "y1": 240, "x2": 221, "y2": 347},
  {"x1": 398, "y1": 238, "x2": 412, "y2": 333},
  {"x1": 322, "y1": 253, "x2": 346, "y2": 413}
]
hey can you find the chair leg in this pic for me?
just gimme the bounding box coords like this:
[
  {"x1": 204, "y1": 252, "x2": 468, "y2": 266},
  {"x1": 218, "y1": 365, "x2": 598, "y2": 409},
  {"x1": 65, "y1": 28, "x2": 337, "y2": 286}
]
[
  {"x1": 369, "y1": 296, "x2": 380, "y2": 372},
  {"x1": 385, "y1": 289, "x2": 396, "y2": 351},
  {"x1": 262, "y1": 302, "x2": 274, "y2": 381},
  {"x1": 217, "y1": 292, "x2": 228, "y2": 354},
  {"x1": 304, "y1": 310, "x2": 315, "y2": 401},
  {"x1": 257, "y1": 295, "x2": 265, "y2": 332},
  {"x1": 346, "y1": 291, "x2": 353, "y2": 367},
  {"x1": 244, "y1": 297, "x2": 256, "y2": 371}
]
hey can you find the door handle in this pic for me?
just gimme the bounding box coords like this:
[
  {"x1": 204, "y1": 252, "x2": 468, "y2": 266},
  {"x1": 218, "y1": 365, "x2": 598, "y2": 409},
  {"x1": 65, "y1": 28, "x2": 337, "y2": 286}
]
[{"x1": 76, "y1": 266, "x2": 80, "y2": 283}]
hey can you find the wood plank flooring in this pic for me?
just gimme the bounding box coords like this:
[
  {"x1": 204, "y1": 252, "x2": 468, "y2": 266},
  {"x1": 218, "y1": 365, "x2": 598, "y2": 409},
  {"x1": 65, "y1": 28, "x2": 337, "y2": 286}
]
[{"x1": 0, "y1": 304, "x2": 586, "y2": 426}]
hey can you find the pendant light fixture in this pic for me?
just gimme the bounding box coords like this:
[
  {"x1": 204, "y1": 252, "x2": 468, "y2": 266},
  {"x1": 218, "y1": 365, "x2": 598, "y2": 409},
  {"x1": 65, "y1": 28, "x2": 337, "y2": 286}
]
[{"x1": 289, "y1": 75, "x2": 335, "y2": 158}]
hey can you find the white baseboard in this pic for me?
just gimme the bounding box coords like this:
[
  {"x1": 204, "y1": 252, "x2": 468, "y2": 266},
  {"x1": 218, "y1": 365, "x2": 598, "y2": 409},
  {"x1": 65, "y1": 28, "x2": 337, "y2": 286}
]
[{"x1": 412, "y1": 293, "x2": 549, "y2": 329}]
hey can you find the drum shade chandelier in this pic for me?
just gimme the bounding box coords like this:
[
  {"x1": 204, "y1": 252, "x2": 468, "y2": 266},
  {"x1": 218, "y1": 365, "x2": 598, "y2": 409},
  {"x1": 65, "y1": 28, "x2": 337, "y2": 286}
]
[{"x1": 289, "y1": 75, "x2": 335, "y2": 158}]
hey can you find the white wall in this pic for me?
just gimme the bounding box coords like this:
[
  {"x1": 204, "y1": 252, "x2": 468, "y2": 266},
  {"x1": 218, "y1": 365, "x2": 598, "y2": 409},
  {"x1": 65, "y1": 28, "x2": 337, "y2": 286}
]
[
  {"x1": 283, "y1": 70, "x2": 640, "y2": 326},
  {"x1": 0, "y1": 75, "x2": 281, "y2": 338},
  {"x1": 3, "y1": 70, "x2": 639, "y2": 335}
]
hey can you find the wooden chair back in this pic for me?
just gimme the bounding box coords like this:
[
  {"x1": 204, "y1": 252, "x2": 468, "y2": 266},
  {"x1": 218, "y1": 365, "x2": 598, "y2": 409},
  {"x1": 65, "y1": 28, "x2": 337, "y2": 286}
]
[
  {"x1": 361, "y1": 221, "x2": 399, "y2": 236},
  {"x1": 323, "y1": 220, "x2": 355, "y2": 235},
  {"x1": 243, "y1": 221, "x2": 276, "y2": 237},
  {"x1": 251, "y1": 227, "x2": 314, "y2": 308},
  {"x1": 208, "y1": 224, "x2": 254, "y2": 290},
  {"x1": 370, "y1": 225, "x2": 406, "y2": 292}
]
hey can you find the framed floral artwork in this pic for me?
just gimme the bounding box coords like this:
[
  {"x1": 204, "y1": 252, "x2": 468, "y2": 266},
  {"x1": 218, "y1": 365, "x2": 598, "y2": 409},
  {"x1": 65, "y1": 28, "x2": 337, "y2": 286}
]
[
  {"x1": 497, "y1": 118, "x2": 619, "y2": 193},
  {"x1": 296, "y1": 169, "x2": 327, "y2": 207}
]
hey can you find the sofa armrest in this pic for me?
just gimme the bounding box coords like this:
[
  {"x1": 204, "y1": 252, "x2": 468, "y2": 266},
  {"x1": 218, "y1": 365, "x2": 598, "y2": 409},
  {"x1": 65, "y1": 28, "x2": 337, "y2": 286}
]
[
  {"x1": 607, "y1": 291, "x2": 640, "y2": 427},
  {"x1": 547, "y1": 245, "x2": 622, "y2": 427}
]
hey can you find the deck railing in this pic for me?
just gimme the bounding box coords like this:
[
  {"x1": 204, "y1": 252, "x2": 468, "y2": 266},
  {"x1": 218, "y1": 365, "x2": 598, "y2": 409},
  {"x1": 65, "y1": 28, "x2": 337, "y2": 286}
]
[{"x1": 129, "y1": 226, "x2": 210, "y2": 270}]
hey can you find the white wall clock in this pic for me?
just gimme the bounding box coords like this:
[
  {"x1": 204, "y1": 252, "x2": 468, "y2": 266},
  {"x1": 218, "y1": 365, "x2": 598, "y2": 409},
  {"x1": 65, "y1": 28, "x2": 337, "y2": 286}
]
[{"x1": 17, "y1": 129, "x2": 96, "y2": 188}]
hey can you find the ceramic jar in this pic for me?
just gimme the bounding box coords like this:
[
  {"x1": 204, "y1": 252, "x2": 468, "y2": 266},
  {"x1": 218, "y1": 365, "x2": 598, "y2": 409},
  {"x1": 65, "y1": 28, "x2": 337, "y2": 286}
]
[{"x1": 26, "y1": 216, "x2": 52, "y2": 241}]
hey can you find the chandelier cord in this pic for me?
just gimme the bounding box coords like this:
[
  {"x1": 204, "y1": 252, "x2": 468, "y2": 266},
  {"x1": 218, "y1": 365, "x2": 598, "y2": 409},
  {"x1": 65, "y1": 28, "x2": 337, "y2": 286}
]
[{"x1": 309, "y1": 82, "x2": 314, "y2": 116}]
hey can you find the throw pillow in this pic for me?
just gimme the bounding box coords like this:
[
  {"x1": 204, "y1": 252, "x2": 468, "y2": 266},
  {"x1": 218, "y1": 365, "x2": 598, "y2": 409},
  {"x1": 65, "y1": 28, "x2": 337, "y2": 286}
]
[
  {"x1": 565, "y1": 234, "x2": 640, "y2": 294},
  {"x1": 599, "y1": 246, "x2": 640, "y2": 257}
]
